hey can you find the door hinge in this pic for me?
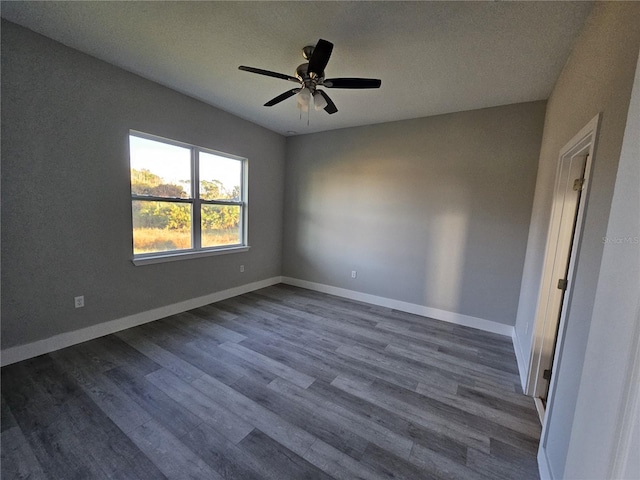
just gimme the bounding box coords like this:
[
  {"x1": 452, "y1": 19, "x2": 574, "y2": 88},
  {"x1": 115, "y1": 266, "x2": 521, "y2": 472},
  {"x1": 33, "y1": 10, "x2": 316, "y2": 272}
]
[
  {"x1": 573, "y1": 178, "x2": 585, "y2": 191},
  {"x1": 557, "y1": 278, "x2": 568, "y2": 290},
  {"x1": 543, "y1": 369, "x2": 552, "y2": 381}
]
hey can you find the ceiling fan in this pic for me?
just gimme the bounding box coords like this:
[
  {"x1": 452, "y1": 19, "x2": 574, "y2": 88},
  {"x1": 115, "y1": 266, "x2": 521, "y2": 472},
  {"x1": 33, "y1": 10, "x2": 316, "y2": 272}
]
[{"x1": 239, "y1": 39, "x2": 381, "y2": 115}]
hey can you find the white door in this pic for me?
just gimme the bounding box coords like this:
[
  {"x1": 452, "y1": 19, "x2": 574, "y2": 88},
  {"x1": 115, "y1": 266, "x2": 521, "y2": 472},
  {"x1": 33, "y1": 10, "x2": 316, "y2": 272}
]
[
  {"x1": 526, "y1": 114, "x2": 599, "y2": 406},
  {"x1": 539, "y1": 153, "x2": 587, "y2": 402}
]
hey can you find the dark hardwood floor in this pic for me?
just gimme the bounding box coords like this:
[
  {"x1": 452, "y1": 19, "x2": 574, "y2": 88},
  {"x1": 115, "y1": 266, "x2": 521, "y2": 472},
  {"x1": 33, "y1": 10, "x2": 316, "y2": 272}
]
[{"x1": 1, "y1": 284, "x2": 540, "y2": 479}]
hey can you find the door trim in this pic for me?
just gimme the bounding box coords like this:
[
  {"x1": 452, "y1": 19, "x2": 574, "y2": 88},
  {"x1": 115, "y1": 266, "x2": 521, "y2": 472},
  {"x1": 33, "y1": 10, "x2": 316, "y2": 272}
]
[{"x1": 525, "y1": 114, "x2": 600, "y2": 403}]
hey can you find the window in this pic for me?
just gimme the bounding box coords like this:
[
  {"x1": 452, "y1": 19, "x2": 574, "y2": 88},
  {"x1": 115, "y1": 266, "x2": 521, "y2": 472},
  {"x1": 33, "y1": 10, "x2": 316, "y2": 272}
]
[{"x1": 129, "y1": 131, "x2": 247, "y2": 264}]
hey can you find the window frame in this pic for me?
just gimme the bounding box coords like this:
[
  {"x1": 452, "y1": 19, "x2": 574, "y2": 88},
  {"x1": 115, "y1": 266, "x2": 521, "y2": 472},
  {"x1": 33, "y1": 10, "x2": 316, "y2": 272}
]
[{"x1": 129, "y1": 130, "x2": 249, "y2": 266}]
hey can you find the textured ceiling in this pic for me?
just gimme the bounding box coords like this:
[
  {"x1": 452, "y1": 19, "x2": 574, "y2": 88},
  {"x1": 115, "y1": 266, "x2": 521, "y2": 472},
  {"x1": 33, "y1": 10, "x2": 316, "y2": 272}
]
[{"x1": 1, "y1": 1, "x2": 593, "y2": 136}]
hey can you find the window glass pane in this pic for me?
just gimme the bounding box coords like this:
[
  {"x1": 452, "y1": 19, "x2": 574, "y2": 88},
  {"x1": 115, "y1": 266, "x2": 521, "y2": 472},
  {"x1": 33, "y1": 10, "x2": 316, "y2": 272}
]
[
  {"x1": 130, "y1": 136, "x2": 191, "y2": 199},
  {"x1": 201, "y1": 204, "x2": 241, "y2": 247},
  {"x1": 132, "y1": 200, "x2": 192, "y2": 254},
  {"x1": 199, "y1": 152, "x2": 242, "y2": 201}
]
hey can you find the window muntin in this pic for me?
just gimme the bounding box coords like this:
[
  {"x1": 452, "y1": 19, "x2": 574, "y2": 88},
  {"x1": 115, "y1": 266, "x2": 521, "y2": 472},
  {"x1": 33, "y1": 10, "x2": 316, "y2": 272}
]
[{"x1": 129, "y1": 132, "x2": 246, "y2": 259}]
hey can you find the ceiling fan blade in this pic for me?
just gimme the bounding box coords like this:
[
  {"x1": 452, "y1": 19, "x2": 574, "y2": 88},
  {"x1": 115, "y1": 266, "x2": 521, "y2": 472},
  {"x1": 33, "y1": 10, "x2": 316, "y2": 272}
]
[
  {"x1": 239, "y1": 66, "x2": 300, "y2": 84},
  {"x1": 307, "y1": 39, "x2": 333, "y2": 77},
  {"x1": 323, "y1": 78, "x2": 382, "y2": 89},
  {"x1": 264, "y1": 88, "x2": 301, "y2": 107},
  {"x1": 317, "y1": 90, "x2": 338, "y2": 114}
]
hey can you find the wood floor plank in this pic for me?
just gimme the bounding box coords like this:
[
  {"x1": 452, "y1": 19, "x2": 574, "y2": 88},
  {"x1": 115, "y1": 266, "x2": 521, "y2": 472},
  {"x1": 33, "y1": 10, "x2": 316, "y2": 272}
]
[
  {"x1": 234, "y1": 328, "x2": 400, "y2": 391},
  {"x1": 233, "y1": 375, "x2": 370, "y2": 460},
  {"x1": 248, "y1": 300, "x2": 397, "y2": 351},
  {"x1": 189, "y1": 303, "x2": 240, "y2": 323},
  {"x1": 301, "y1": 438, "x2": 391, "y2": 480},
  {"x1": 190, "y1": 371, "x2": 318, "y2": 454},
  {"x1": 385, "y1": 341, "x2": 520, "y2": 388},
  {"x1": 126, "y1": 419, "x2": 223, "y2": 480},
  {"x1": 331, "y1": 374, "x2": 492, "y2": 454},
  {"x1": 361, "y1": 442, "x2": 443, "y2": 480},
  {"x1": 131, "y1": 333, "x2": 247, "y2": 386},
  {"x1": 415, "y1": 381, "x2": 541, "y2": 438},
  {"x1": 188, "y1": 339, "x2": 278, "y2": 385},
  {"x1": 409, "y1": 442, "x2": 490, "y2": 480},
  {"x1": 4, "y1": 361, "x2": 153, "y2": 479},
  {"x1": 375, "y1": 320, "x2": 514, "y2": 371},
  {"x1": 71, "y1": 335, "x2": 161, "y2": 376},
  {"x1": 50, "y1": 348, "x2": 153, "y2": 434},
  {"x1": 2, "y1": 359, "x2": 83, "y2": 435},
  {"x1": 332, "y1": 347, "x2": 422, "y2": 392},
  {"x1": 237, "y1": 336, "x2": 344, "y2": 384},
  {"x1": 267, "y1": 377, "x2": 413, "y2": 460},
  {"x1": 1, "y1": 284, "x2": 540, "y2": 479},
  {"x1": 368, "y1": 304, "x2": 515, "y2": 356},
  {"x1": 104, "y1": 365, "x2": 203, "y2": 439},
  {"x1": 165, "y1": 311, "x2": 247, "y2": 344},
  {"x1": 191, "y1": 371, "x2": 391, "y2": 480},
  {"x1": 181, "y1": 422, "x2": 264, "y2": 480},
  {"x1": 71, "y1": 419, "x2": 167, "y2": 480},
  {"x1": 456, "y1": 384, "x2": 539, "y2": 417},
  {"x1": 307, "y1": 378, "x2": 469, "y2": 465},
  {"x1": 116, "y1": 328, "x2": 206, "y2": 383},
  {"x1": 223, "y1": 296, "x2": 390, "y2": 352},
  {"x1": 380, "y1": 378, "x2": 540, "y2": 455},
  {"x1": 1, "y1": 426, "x2": 47, "y2": 480},
  {"x1": 218, "y1": 341, "x2": 316, "y2": 388},
  {"x1": 145, "y1": 368, "x2": 254, "y2": 444},
  {"x1": 1, "y1": 395, "x2": 18, "y2": 432},
  {"x1": 222, "y1": 311, "x2": 350, "y2": 359},
  {"x1": 24, "y1": 421, "x2": 110, "y2": 479},
  {"x1": 215, "y1": 303, "x2": 358, "y2": 353},
  {"x1": 239, "y1": 429, "x2": 335, "y2": 480},
  {"x1": 337, "y1": 343, "x2": 459, "y2": 393},
  {"x1": 467, "y1": 444, "x2": 540, "y2": 480},
  {"x1": 246, "y1": 291, "x2": 381, "y2": 331}
]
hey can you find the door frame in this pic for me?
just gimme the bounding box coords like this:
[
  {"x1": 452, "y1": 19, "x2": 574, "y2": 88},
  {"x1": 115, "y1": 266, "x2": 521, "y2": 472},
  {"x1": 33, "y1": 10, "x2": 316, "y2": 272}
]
[{"x1": 525, "y1": 114, "x2": 601, "y2": 408}]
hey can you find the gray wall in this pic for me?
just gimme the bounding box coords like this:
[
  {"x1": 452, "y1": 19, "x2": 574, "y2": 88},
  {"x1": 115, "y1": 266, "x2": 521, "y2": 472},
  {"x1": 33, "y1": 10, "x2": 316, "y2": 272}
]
[
  {"x1": 283, "y1": 102, "x2": 546, "y2": 326},
  {"x1": 510, "y1": 3, "x2": 640, "y2": 478},
  {"x1": 1, "y1": 21, "x2": 286, "y2": 349},
  {"x1": 564, "y1": 49, "x2": 640, "y2": 480}
]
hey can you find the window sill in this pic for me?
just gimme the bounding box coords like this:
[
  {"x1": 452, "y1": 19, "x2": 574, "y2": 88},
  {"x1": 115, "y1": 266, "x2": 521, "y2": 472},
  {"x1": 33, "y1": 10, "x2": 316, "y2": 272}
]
[{"x1": 132, "y1": 246, "x2": 250, "y2": 266}]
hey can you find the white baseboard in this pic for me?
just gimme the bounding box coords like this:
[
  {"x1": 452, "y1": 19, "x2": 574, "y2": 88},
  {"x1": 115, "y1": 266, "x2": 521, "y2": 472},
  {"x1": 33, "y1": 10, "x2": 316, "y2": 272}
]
[
  {"x1": 513, "y1": 329, "x2": 530, "y2": 392},
  {"x1": 281, "y1": 276, "x2": 514, "y2": 337},
  {"x1": 538, "y1": 446, "x2": 553, "y2": 480},
  {"x1": 0, "y1": 276, "x2": 282, "y2": 367},
  {"x1": 2, "y1": 276, "x2": 517, "y2": 366}
]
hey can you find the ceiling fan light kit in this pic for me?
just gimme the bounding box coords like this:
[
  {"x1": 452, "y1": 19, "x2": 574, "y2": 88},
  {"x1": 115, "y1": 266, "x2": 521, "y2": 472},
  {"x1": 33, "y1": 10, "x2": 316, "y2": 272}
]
[
  {"x1": 239, "y1": 39, "x2": 381, "y2": 116},
  {"x1": 312, "y1": 91, "x2": 328, "y2": 111},
  {"x1": 297, "y1": 87, "x2": 311, "y2": 111}
]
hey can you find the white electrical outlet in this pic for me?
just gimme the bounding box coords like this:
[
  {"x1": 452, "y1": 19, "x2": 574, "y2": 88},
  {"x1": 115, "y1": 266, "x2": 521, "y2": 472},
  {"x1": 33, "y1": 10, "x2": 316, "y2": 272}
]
[
  {"x1": 351, "y1": 270, "x2": 357, "y2": 279},
  {"x1": 74, "y1": 296, "x2": 85, "y2": 308},
  {"x1": 240, "y1": 265, "x2": 245, "y2": 273}
]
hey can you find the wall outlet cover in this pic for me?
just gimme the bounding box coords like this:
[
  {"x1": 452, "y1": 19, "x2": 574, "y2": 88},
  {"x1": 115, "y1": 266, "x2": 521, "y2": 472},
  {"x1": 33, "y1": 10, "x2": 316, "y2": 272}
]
[{"x1": 74, "y1": 296, "x2": 85, "y2": 308}]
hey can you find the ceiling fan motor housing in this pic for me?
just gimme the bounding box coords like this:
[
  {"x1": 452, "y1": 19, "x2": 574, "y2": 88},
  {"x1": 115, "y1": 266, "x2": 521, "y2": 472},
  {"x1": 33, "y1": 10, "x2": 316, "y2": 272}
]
[
  {"x1": 296, "y1": 63, "x2": 323, "y2": 93},
  {"x1": 302, "y1": 45, "x2": 315, "y2": 60}
]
